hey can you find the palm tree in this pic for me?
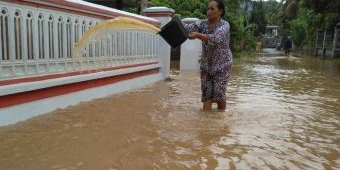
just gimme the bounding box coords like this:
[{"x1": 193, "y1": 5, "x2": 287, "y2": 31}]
[
  {"x1": 240, "y1": 0, "x2": 254, "y2": 28},
  {"x1": 263, "y1": 0, "x2": 283, "y2": 25},
  {"x1": 281, "y1": 0, "x2": 340, "y2": 29},
  {"x1": 281, "y1": 0, "x2": 299, "y2": 21}
]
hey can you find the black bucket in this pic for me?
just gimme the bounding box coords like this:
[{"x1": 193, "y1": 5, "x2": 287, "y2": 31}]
[{"x1": 159, "y1": 16, "x2": 188, "y2": 48}]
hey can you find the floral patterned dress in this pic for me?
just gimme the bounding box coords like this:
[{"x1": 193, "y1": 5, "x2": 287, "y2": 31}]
[{"x1": 185, "y1": 19, "x2": 233, "y2": 102}]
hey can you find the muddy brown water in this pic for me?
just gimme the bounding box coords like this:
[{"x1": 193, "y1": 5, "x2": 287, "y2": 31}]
[{"x1": 0, "y1": 55, "x2": 339, "y2": 170}]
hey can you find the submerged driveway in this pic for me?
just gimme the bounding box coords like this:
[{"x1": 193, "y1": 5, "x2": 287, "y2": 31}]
[{"x1": 0, "y1": 54, "x2": 339, "y2": 170}]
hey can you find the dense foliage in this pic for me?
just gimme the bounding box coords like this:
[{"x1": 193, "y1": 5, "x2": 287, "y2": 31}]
[
  {"x1": 151, "y1": 0, "x2": 260, "y2": 56},
  {"x1": 148, "y1": 0, "x2": 340, "y2": 55},
  {"x1": 249, "y1": 1, "x2": 267, "y2": 37},
  {"x1": 281, "y1": 0, "x2": 340, "y2": 52},
  {"x1": 151, "y1": 0, "x2": 207, "y2": 18}
]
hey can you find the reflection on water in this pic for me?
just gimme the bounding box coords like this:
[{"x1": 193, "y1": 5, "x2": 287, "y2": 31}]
[{"x1": 0, "y1": 55, "x2": 339, "y2": 170}]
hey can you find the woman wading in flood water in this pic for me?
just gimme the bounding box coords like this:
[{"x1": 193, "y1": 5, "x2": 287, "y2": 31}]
[{"x1": 185, "y1": 0, "x2": 233, "y2": 111}]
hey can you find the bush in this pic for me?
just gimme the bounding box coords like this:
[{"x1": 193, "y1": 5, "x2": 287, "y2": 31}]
[
  {"x1": 289, "y1": 19, "x2": 307, "y2": 48},
  {"x1": 225, "y1": 12, "x2": 256, "y2": 56}
]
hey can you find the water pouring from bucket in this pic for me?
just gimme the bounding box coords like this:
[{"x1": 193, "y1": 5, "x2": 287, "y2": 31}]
[
  {"x1": 73, "y1": 16, "x2": 188, "y2": 62},
  {"x1": 73, "y1": 17, "x2": 161, "y2": 62}
]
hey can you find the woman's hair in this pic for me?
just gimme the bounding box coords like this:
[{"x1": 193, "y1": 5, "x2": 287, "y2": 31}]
[{"x1": 210, "y1": 0, "x2": 225, "y2": 17}]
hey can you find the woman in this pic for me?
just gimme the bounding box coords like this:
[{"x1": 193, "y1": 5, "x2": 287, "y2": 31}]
[{"x1": 185, "y1": 0, "x2": 232, "y2": 111}]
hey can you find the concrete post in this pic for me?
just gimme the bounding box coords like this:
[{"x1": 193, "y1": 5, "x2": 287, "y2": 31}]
[
  {"x1": 180, "y1": 18, "x2": 202, "y2": 70},
  {"x1": 143, "y1": 7, "x2": 174, "y2": 78},
  {"x1": 322, "y1": 30, "x2": 327, "y2": 57},
  {"x1": 332, "y1": 23, "x2": 340, "y2": 58},
  {"x1": 139, "y1": 0, "x2": 148, "y2": 15}
]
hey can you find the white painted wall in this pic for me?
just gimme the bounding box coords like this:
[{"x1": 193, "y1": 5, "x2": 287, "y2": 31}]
[
  {"x1": 180, "y1": 18, "x2": 202, "y2": 71},
  {"x1": 0, "y1": 73, "x2": 162, "y2": 126},
  {"x1": 180, "y1": 39, "x2": 201, "y2": 70}
]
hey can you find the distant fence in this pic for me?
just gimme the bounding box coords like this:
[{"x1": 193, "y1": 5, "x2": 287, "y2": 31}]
[
  {"x1": 261, "y1": 37, "x2": 279, "y2": 48},
  {"x1": 332, "y1": 27, "x2": 340, "y2": 57},
  {"x1": 314, "y1": 27, "x2": 340, "y2": 58}
]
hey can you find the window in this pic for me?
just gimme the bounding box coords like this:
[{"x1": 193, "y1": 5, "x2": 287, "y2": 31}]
[
  {"x1": 38, "y1": 14, "x2": 44, "y2": 59},
  {"x1": 0, "y1": 9, "x2": 9, "y2": 61},
  {"x1": 66, "y1": 18, "x2": 72, "y2": 58},
  {"x1": 14, "y1": 11, "x2": 22, "y2": 60},
  {"x1": 57, "y1": 16, "x2": 64, "y2": 58},
  {"x1": 88, "y1": 21, "x2": 93, "y2": 57},
  {"x1": 81, "y1": 20, "x2": 86, "y2": 58},
  {"x1": 48, "y1": 15, "x2": 54, "y2": 59},
  {"x1": 74, "y1": 19, "x2": 79, "y2": 43},
  {"x1": 26, "y1": 12, "x2": 33, "y2": 60}
]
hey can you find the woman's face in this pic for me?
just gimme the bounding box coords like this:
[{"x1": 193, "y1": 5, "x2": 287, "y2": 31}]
[{"x1": 207, "y1": 1, "x2": 221, "y2": 21}]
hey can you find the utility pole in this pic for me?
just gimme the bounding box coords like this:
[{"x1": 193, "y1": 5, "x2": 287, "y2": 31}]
[
  {"x1": 116, "y1": 0, "x2": 123, "y2": 10},
  {"x1": 139, "y1": 0, "x2": 148, "y2": 15}
]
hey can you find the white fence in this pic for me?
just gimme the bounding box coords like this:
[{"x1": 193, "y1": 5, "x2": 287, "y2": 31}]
[
  {"x1": 0, "y1": 1, "x2": 159, "y2": 79},
  {"x1": 332, "y1": 28, "x2": 340, "y2": 57},
  {"x1": 0, "y1": 1, "x2": 171, "y2": 126},
  {"x1": 314, "y1": 28, "x2": 340, "y2": 58}
]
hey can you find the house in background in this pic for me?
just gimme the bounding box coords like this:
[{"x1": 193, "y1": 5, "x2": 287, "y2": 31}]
[{"x1": 266, "y1": 25, "x2": 278, "y2": 38}]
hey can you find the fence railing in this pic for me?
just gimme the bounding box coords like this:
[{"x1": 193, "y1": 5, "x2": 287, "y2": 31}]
[
  {"x1": 0, "y1": 1, "x2": 159, "y2": 79},
  {"x1": 332, "y1": 29, "x2": 340, "y2": 57},
  {"x1": 314, "y1": 29, "x2": 340, "y2": 58}
]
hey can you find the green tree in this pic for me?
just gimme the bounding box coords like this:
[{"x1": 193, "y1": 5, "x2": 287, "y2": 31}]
[
  {"x1": 151, "y1": 0, "x2": 207, "y2": 18},
  {"x1": 249, "y1": 0, "x2": 267, "y2": 37},
  {"x1": 281, "y1": 0, "x2": 340, "y2": 30},
  {"x1": 150, "y1": 0, "x2": 258, "y2": 55},
  {"x1": 263, "y1": 0, "x2": 283, "y2": 26},
  {"x1": 289, "y1": 15, "x2": 307, "y2": 47},
  {"x1": 280, "y1": 0, "x2": 340, "y2": 52}
]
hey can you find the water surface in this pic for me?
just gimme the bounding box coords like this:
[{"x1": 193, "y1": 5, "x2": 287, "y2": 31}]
[{"x1": 0, "y1": 55, "x2": 339, "y2": 170}]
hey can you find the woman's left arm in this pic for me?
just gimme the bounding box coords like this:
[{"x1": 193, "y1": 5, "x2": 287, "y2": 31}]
[
  {"x1": 189, "y1": 23, "x2": 229, "y2": 45},
  {"x1": 189, "y1": 32, "x2": 209, "y2": 43}
]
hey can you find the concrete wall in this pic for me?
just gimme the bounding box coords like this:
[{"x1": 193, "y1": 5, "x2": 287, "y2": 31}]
[{"x1": 0, "y1": 1, "x2": 171, "y2": 126}]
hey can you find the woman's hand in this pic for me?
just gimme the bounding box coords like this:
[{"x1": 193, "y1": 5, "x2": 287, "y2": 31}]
[
  {"x1": 189, "y1": 32, "x2": 209, "y2": 43},
  {"x1": 172, "y1": 13, "x2": 180, "y2": 19},
  {"x1": 189, "y1": 32, "x2": 199, "y2": 39}
]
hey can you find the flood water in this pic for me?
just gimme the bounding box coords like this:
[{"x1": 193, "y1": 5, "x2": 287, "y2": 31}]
[{"x1": 0, "y1": 53, "x2": 339, "y2": 170}]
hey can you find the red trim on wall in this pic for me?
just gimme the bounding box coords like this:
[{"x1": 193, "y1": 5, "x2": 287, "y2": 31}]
[
  {"x1": 0, "y1": 68, "x2": 159, "y2": 108},
  {"x1": 0, "y1": 62, "x2": 159, "y2": 86},
  {"x1": 9, "y1": 0, "x2": 161, "y2": 27},
  {"x1": 144, "y1": 13, "x2": 174, "y2": 17}
]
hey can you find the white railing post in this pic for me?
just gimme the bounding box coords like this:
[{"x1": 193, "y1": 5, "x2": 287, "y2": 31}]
[
  {"x1": 8, "y1": 8, "x2": 15, "y2": 76},
  {"x1": 18, "y1": 10, "x2": 25, "y2": 67},
  {"x1": 0, "y1": 8, "x2": 5, "y2": 78},
  {"x1": 62, "y1": 17, "x2": 67, "y2": 68},
  {"x1": 32, "y1": 11, "x2": 39, "y2": 75},
  {"x1": 144, "y1": 7, "x2": 174, "y2": 78},
  {"x1": 52, "y1": 16, "x2": 58, "y2": 72},
  {"x1": 43, "y1": 14, "x2": 50, "y2": 73}
]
